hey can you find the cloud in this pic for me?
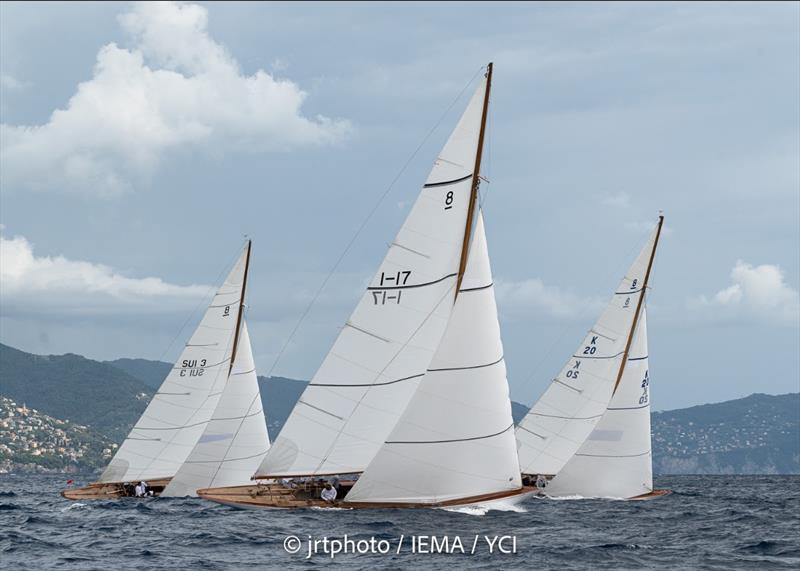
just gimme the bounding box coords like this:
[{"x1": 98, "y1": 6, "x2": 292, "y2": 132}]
[
  {"x1": 0, "y1": 228, "x2": 210, "y2": 314},
  {"x1": 495, "y1": 277, "x2": 604, "y2": 320},
  {"x1": 0, "y1": 1, "x2": 350, "y2": 197},
  {"x1": 599, "y1": 191, "x2": 631, "y2": 209},
  {"x1": 0, "y1": 74, "x2": 26, "y2": 91},
  {"x1": 693, "y1": 261, "x2": 800, "y2": 326}
]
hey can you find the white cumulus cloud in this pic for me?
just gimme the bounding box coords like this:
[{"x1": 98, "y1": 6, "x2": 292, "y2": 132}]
[
  {"x1": 694, "y1": 260, "x2": 800, "y2": 326},
  {"x1": 495, "y1": 277, "x2": 604, "y2": 320},
  {"x1": 0, "y1": 228, "x2": 210, "y2": 313},
  {"x1": 0, "y1": 1, "x2": 349, "y2": 197}
]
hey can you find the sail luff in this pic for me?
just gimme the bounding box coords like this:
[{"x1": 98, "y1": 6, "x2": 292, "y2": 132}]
[
  {"x1": 611, "y1": 215, "x2": 663, "y2": 395},
  {"x1": 228, "y1": 239, "x2": 251, "y2": 376},
  {"x1": 456, "y1": 62, "x2": 493, "y2": 296}
]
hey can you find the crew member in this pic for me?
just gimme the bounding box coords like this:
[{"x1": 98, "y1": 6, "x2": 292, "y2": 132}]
[{"x1": 320, "y1": 482, "x2": 337, "y2": 503}]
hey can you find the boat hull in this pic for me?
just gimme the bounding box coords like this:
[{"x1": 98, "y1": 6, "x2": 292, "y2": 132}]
[
  {"x1": 629, "y1": 488, "x2": 671, "y2": 501},
  {"x1": 197, "y1": 482, "x2": 540, "y2": 510},
  {"x1": 61, "y1": 478, "x2": 172, "y2": 500}
]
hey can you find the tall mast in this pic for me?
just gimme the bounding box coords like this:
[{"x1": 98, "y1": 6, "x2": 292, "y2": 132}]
[
  {"x1": 455, "y1": 61, "x2": 493, "y2": 296},
  {"x1": 228, "y1": 240, "x2": 252, "y2": 375},
  {"x1": 612, "y1": 215, "x2": 664, "y2": 394}
]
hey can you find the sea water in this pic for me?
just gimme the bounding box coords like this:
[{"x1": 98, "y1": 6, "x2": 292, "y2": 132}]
[{"x1": 1, "y1": 474, "x2": 798, "y2": 569}]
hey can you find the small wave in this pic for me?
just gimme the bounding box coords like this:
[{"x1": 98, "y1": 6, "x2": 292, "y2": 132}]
[
  {"x1": 441, "y1": 500, "x2": 527, "y2": 516},
  {"x1": 0, "y1": 504, "x2": 19, "y2": 511},
  {"x1": 593, "y1": 543, "x2": 651, "y2": 551},
  {"x1": 61, "y1": 502, "x2": 88, "y2": 512},
  {"x1": 442, "y1": 505, "x2": 489, "y2": 516},
  {"x1": 738, "y1": 540, "x2": 798, "y2": 557},
  {"x1": 0, "y1": 491, "x2": 16, "y2": 497}
]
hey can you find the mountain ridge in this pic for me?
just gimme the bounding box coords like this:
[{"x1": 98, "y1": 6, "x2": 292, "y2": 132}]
[{"x1": 2, "y1": 343, "x2": 798, "y2": 474}]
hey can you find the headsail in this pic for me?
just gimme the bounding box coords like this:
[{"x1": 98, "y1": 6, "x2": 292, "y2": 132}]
[
  {"x1": 162, "y1": 321, "x2": 269, "y2": 496},
  {"x1": 256, "y1": 73, "x2": 491, "y2": 478},
  {"x1": 545, "y1": 308, "x2": 653, "y2": 498},
  {"x1": 346, "y1": 213, "x2": 521, "y2": 504},
  {"x1": 99, "y1": 243, "x2": 250, "y2": 483},
  {"x1": 516, "y1": 219, "x2": 662, "y2": 477}
]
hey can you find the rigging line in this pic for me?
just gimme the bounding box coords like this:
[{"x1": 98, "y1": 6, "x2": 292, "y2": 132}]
[
  {"x1": 266, "y1": 65, "x2": 486, "y2": 378},
  {"x1": 155, "y1": 239, "x2": 247, "y2": 365}
]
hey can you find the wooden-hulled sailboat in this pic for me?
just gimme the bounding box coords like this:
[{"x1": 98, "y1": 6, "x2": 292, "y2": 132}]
[
  {"x1": 516, "y1": 217, "x2": 669, "y2": 500},
  {"x1": 198, "y1": 63, "x2": 536, "y2": 509},
  {"x1": 62, "y1": 242, "x2": 253, "y2": 500}
]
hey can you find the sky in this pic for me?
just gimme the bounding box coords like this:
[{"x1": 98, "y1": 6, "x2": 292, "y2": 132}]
[{"x1": 1, "y1": 1, "x2": 798, "y2": 411}]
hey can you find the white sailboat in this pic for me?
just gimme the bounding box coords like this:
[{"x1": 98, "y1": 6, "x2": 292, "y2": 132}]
[
  {"x1": 516, "y1": 217, "x2": 668, "y2": 499},
  {"x1": 162, "y1": 320, "x2": 270, "y2": 497},
  {"x1": 63, "y1": 241, "x2": 255, "y2": 499},
  {"x1": 345, "y1": 212, "x2": 530, "y2": 506},
  {"x1": 198, "y1": 62, "x2": 536, "y2": 509}
]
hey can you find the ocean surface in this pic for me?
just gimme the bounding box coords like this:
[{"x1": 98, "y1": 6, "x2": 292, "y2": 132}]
[{"x1": 1, "y1": 474, "x2": 798, "y2": 570}]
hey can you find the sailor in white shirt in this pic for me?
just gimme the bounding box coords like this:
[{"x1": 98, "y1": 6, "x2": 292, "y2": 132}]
[
  {"x1": 320, "y1": 483, "x2": 337, "y2": 503},
  {"x1": 135, "y1": 482, "x2": 146, "y2": 497}
]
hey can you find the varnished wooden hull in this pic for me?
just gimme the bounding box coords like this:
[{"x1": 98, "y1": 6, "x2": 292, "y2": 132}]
[
  {"x1": 629, "y1": 488, "x2": 671, "y2": 501},
  {"x1": 61, "y1": 478, "x2": 172, "y2": 500},
  {"x1": 197, "y1": 482, "x2": 540, "y2": 510}
]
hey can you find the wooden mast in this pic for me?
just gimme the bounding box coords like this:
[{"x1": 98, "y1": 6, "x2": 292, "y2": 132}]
[
  {"x1": 612, "y1": 215, "x2": 664, "y2": 394},
  {"x1": 228, "y1": 239, "x2": 252, "y2": 376},
  {"x1": 455, "y1": 62, "x2": 493, "y2": 296}
]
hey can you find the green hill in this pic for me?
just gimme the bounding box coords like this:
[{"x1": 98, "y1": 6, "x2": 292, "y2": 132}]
[
  {"x1": 104, "y1": 358, "x2": 171, "y2": 390},
  {"x1": 652, "y1": 392, "x2": 800, "y2": 474},
  {"x1": 2, "y1": 343, "x2": 798, "y2": 474},
  {"x1": 0, "y1": 343, "x2": 152, "y2": 441}
]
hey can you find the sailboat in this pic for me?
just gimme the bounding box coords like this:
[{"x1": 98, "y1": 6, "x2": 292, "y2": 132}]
[
  {"x1": 62, "y1": 242, "x2": 266, "y2": 499},
  {"x1": 198, "y1": 63, "x2": 537, "y2": 509},
  {"x1": 516, "y1": 217, "x2": 669, "y2": 499}
]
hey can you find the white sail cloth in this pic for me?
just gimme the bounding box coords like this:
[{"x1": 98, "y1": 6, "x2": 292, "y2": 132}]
[
  {"x1": 515, "y1": 225, "x2": 659, "y2": 477},
  {"x1": 545, "y1": 309, "x2": 653, "y2": 498},
  {"x1": 99, "y1": 246, "x2": 248, "y2": 483},
  {"x1": 257, "y1": 76, "x2": 489, "y2": 478},
  {"x1": 162, "y1": 321, "x2": 270, "y2": 496},
  {"x1": 346, "y1": 213, "x2": 521, "y2": 504}
]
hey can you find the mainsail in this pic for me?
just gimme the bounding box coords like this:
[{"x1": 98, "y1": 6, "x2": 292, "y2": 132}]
[
  {"x1": 162, "y1": 321, "x2": 269, "y2": 496},
  {"x1": 99, "y1": 243, "x2": 251, "y2": 483},
  {"x1": 255, "y1": 72, "x2": 492, "y2": 478},
  {"x1": 516, "y1": 219, "x2": 662, "y2": 477},
  {"x1": 545, "y1": 308, "x2": 654, "y2": 498},
  {"x1": 346, "y1": 213, "x2": 521, "y2": 504}
]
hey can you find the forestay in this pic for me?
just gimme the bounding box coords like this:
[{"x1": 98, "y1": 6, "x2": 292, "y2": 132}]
[
  {"x1": 346, "y1": 213, "x2": 521, "y2": 504},
  {"x1": 515, "y1": 225, "x2": 659, "y2": 477},
  {"x1": 162, "y1": 321, "x2": 270, "y2": 496},
  {"x1": 99, "y1": 246, "x2": 249, "y2": 483},
  {"x1": 256, "y1": 76, "x2": 489, "y2": 478},
  {"x1": 545, "y1": 308, "x2": 653, "y2": 498}
]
